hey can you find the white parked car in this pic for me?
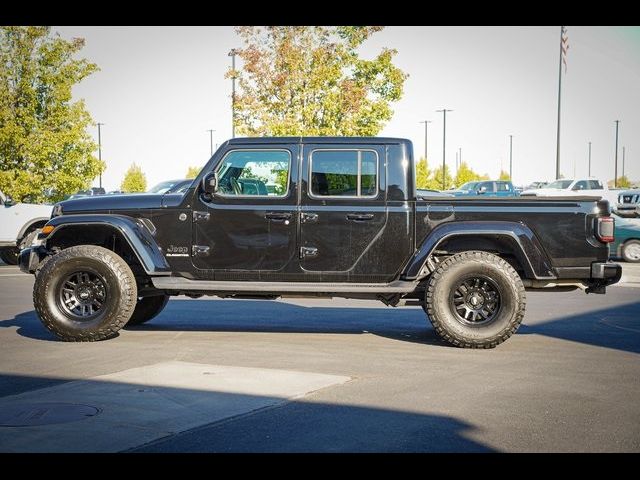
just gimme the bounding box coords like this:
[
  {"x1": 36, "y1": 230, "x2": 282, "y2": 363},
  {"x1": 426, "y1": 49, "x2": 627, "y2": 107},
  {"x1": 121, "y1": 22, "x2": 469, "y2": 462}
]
[
  {"x1": 520, "y1": 178, "x2": 610, "y2": 199},
  {"x1": 0, "y1": 190, "x2": 52, "y2": 265}
]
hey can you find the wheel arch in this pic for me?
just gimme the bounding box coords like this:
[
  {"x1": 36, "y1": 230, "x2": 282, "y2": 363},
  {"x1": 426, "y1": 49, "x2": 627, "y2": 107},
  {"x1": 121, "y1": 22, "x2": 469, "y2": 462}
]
[
  {"x1": 43, "y1": 215, "x2": 171, "y2": 276},
  {"x1": 17, "y1": 217, "x2": 49, "y2": 241},
  {"x1": 403, "y1": 221, "x2": 556, "y2": 281}
]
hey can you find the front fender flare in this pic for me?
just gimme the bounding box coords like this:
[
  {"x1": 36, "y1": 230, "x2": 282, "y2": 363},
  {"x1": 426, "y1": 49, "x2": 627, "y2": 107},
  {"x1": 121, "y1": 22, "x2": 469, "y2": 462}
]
[
  {"x1": 44, "y1": 214, "x2": 171, "y2": 276},
  {"x1": 402, "y1": 221, "x2": 556, "y2": 280}
]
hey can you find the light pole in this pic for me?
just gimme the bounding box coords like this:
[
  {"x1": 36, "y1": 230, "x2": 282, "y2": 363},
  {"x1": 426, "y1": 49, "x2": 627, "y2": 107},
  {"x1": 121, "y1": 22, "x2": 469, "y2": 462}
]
[
  {"x1": 97, "y1": 122, "x2": 105, "y2": 189},
  {"x1": 458, "y1": 147, "x2": 462, "y2": 169},
  {"x1": 436, "y1": 109, "x2": 453, "y2": 189},
  {"x1": 229, "y1": 49, "x2": 239, "y2": 138},
  {"x1": 419, "y1": 120, "x2": 431, "y2": 161},
  {"x1": 509, "y1": 135, "x2": 513, "y2": 181},
  {"x1": 588, "y1": 141, "x2": 592, "y2": 177},
  {"x1": 206, "y1": 129, "x2": 216, "y2": 156},
  {"x1": 614, "y1": 120, "x2": 620, "y2": 187}
]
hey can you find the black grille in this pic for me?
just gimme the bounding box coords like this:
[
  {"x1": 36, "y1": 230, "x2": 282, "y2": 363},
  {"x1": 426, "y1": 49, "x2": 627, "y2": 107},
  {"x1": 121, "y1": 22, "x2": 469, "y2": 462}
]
[{"x1": 619, "y1": 194, "x2": 639, "y2": 204}]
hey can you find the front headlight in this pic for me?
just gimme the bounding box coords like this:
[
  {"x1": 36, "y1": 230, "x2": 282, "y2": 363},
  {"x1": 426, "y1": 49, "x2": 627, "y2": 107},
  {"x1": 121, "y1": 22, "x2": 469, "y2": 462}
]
[{"x1": 51, "y1": 204, "x2": 63, "y2": 218}]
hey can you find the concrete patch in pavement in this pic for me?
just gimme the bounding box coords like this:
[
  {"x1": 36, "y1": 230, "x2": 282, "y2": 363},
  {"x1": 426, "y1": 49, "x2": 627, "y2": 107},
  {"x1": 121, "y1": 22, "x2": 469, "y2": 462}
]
[{"x1": 0, "y1": 361, "x2": 350, "y2": 452}]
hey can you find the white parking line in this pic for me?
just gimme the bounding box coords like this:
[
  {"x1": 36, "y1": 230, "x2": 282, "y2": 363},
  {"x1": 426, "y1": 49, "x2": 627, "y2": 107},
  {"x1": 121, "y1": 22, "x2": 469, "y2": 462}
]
[{"x1": 0, "y1": 361, "x2": 350, "y2": 453}]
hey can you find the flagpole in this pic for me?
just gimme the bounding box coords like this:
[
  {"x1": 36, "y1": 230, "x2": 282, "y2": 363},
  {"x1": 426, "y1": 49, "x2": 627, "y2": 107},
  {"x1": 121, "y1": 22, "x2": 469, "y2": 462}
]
[{"x1": 555, "y1": 26, "x2": 564, "y2": 180}]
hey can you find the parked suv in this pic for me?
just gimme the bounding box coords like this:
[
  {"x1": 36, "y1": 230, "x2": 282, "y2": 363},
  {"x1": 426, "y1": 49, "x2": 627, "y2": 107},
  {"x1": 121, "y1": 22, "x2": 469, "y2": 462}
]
[
  {"x1": 0, "y1": 189, "x2": 52, "y2": 265},
  {"x1": 451, "y1": 180, "x2": 518, "y2": 197},
  {"x1": 521, "y1": 178, "x2": 607, "y2": 197},
  {"x1": 614, "y1": 189, "x2": 640, "y2": 218}
]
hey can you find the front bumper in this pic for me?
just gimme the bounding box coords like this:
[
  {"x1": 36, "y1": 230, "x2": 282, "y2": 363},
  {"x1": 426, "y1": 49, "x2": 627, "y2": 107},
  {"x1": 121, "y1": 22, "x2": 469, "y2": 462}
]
[
  {"x1": 614, "y1": 204, "x2": 638, "y2": 217},
  {"x1": 18, "y1": 246, "x2": 48, "y2": 274},
  {"x1": 586, "y1": 261, "x2": 622, "y2": 294}
]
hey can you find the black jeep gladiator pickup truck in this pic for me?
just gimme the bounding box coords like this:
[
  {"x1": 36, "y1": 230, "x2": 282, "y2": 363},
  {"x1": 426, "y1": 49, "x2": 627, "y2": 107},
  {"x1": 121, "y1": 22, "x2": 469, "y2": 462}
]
[{"x1": 20, "y1": 137, "x2": 621, "y2": 348}]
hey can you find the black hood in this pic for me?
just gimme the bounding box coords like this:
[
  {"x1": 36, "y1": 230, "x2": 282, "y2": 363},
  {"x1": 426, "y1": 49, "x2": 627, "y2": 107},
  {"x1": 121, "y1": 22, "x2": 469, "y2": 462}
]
[{"x1": 58, "y1": 193, "x2": 167, "y2": 214}]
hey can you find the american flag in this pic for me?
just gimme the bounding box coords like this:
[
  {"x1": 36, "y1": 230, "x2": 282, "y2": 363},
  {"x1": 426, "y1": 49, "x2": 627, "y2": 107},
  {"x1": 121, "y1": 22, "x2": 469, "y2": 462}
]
[{"x1": 561, "y1": 26, "x2": 569, "y2": 73}]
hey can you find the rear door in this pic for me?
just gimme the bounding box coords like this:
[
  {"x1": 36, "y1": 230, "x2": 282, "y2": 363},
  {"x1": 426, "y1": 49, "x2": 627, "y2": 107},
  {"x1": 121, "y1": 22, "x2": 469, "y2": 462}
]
[{"x1": 299, "y1": 145, "x2": 387, "y2": 282}]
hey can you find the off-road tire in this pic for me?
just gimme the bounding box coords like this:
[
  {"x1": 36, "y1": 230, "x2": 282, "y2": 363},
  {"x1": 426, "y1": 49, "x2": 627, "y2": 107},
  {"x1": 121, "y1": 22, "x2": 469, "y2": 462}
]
[
  {"x1": 33, "y1": 245, "x2": 137, "y2": 341},
  {"x1": 425, "y1": 250, "x2": 526, "y2": 348},
  {"x1": 622, "y1": 239, "x2": 640, "y2": 263},
  {"x1": 126, "y1": 294, "x2": 170, "y2": 326},
  {"x1": 0, "y1": 247, "x2": 19, "y2": 265}
]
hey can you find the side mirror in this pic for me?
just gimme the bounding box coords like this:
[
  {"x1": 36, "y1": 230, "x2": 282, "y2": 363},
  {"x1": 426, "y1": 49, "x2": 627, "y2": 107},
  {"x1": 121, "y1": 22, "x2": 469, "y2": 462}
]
[
  {"x1": 478, "y1": 186, "x2": 487, "y2": 194},
  {"x1": 4, "y1": 198, "x2": 14, "y2": 207},
  {"x1": 201, "y1": 172, "x2": 218, "y2": 196},
  {"x1": 572, "y1": 185, "x2": 583, "y2": 191}
]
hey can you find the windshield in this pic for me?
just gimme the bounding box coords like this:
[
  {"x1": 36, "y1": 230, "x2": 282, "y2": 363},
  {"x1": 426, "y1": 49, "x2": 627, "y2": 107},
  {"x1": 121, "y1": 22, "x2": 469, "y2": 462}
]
[
  {"x1": 459, "y1": 181, "x2": 479, "y2": 191},
  {"x1": 148, "y1": 180, "x2": 181, "y2": 194},
  {"x1": 545, "y1": 180, "x2": 573, "y2": 189}
]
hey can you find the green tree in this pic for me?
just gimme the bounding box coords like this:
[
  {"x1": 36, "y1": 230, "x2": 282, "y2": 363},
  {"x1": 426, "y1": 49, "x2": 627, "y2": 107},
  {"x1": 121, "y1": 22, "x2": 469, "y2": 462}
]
[
  {"x1": 415, "y1": 157, "x2": 430, "y2": 189},
  {"x1": 185, "y1": 166, "x2": 201, "y2": 179},
  {"x1": 454, "y1": 161, "x2": 484, "y2": 187},
  {"x1": 615, "y1": 175, "x2": 631, "y2": 188},
  {"x1": 432, "y1": 165, "x2": 454, "y2": 190},
  {"x1": 498, "y1": 170, "x2": 511, "y2": 181},
  {"x1": 230, "y1": 26, "x2": 407, "y2": 136},
  {"x1": 121, "y1": 163, "x2": 147, "y2": 192},
  {"x1": 0, "y1": 26, "x2": 103, "y2": 203}
]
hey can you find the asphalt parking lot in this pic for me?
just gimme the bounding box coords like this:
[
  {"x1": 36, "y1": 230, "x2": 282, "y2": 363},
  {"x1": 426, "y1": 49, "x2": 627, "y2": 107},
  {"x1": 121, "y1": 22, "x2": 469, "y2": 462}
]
[{"x1": 0, "y1": 261, "x2": 639, "y2": 452}]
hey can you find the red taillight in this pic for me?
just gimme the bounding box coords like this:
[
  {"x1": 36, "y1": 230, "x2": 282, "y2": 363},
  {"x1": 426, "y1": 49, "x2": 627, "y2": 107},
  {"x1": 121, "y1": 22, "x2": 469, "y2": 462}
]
[{"x1": 597, "y1": 216, "x2": 615, "y2": 243}]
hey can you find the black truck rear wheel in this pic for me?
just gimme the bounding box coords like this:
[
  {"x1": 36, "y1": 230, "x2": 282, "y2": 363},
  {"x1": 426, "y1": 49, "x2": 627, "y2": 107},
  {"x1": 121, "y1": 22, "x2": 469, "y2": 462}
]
[
  {"x1": 126, "y1": 295, "x2": 170, "y2": 326},
  {"x1": 33, "y1": 245, "x2": 137, "y2": 341},
  {"x1": 425, "y1": 251, "x2": 526, "y2": 348}
]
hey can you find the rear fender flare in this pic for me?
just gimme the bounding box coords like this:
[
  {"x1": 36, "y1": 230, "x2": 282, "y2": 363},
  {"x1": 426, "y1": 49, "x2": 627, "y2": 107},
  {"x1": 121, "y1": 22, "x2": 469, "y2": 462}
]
[{"x1": 402, "y1": 221, "x2": 555, "y2": 280}]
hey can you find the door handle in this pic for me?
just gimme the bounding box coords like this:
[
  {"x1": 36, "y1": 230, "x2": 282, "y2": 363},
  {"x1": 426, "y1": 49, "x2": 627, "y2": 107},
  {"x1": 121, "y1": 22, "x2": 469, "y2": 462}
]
[
  {"x1": 300, "y1": 246, "x2": 318, "y2": 258},
  {"x1": 265, "y1": 212, "x2": 292, "y2": 223},
  {"x1": 346, "y1": 213, "x2": 374, "y2": 222},
  {"x1": 301, "y1": 212, "x2": 318, "y2": 223}
]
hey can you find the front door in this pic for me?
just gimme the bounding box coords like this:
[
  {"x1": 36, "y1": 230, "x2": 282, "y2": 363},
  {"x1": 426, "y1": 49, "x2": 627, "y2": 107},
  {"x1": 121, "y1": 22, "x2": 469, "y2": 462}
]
[
  {"x1": 299, "y1": 145, "x2": 389, "y2": 282},
  {"x1": 192, "y1": 145, "x2": 299, "y2": 279}
]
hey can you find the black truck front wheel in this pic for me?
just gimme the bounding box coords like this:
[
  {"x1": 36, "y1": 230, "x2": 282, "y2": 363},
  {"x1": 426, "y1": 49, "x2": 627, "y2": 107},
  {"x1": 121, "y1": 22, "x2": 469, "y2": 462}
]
[
  {"x1": 126, "y1": 294, "x2": 170, "y2": 326},
  {"x1": 33, "y1": 245, "x2": 137, "y2": 341},
  {"x1": 425, "y1": 251, "x2": 526, "y2": 348}
]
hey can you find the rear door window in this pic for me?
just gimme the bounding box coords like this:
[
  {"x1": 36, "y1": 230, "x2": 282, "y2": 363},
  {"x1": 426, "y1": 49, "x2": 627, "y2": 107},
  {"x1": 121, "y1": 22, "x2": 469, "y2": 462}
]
[{"x1": 310, "y1": 150, "x2": 378, "y2": 198}]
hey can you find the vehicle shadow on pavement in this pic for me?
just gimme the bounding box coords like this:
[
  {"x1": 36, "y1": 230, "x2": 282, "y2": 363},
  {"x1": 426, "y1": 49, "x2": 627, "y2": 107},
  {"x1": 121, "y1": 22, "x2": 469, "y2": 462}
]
[
  {"x1": 2, "y1": 298, "x2": 640, "y2": 353},
  {"x1": 135, "y1": 299, "x2": 446, "y2": 346},
  {"x1": 0, "y1": 300, "x2": 443, "y2": 346},
  {"x1": 0, "y1": 371, "x2": 494, "y2": 453}
]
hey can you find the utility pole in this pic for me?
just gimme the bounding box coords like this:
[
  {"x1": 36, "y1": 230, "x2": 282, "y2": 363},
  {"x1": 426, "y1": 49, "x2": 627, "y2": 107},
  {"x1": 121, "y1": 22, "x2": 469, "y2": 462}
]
[
  {"x1": 97, "y1": 122, "x2": 104, "y2": 189},
  {"x1": 509, "y1": 135, "x2": 513, "y2": 181},
  {"x1": 614, "y1": 120, "x2": 620, "y2": 187},
  {"x1": 206, "y1": 129, "x2": 216, "y2": 156},
  {"x1": 458, "y1": 147, "x2": 462, "y2": 169},
  {"x1": 588, "y1": 141, "x2": 592, "y2": 177},
  {"x1": 622, "y1": 146, "x2": 626, "y2": 177},
  {"x1": 436, "y1": 109, "x2": 453, "y2": 190},
  {"x1": 229, "y1": 49, "x2": 239, "y2": 138},
  {"x1": 455, "y1": 151, "x2": 459, "y2": 170},
  {"x1": 418, "y1": 120, "x2": 431, "y2": 161},
  {"x1": 555, "y1": 26, "x2": 567, "y2": 180}
]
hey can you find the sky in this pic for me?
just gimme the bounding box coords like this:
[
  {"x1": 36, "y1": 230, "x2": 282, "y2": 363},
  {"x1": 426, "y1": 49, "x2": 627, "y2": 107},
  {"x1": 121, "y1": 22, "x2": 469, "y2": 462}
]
[{"x1": 52, "y1": 26, "x2": 640, "y2": 191}]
